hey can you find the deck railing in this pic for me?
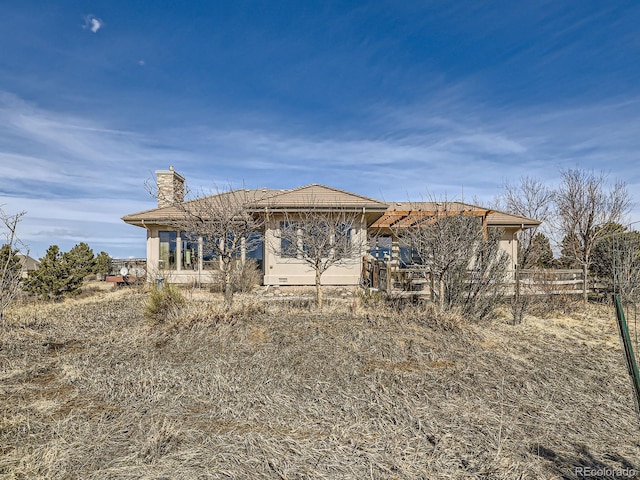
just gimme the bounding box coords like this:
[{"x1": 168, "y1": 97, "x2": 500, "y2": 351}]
[{"x1": 362, "y1": 257, "x2": 586, "y2": 297}]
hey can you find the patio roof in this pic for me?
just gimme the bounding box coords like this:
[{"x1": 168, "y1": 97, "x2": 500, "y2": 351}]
[{"x1": 370, "y1": 202, "x2": 540, "y2": 230}]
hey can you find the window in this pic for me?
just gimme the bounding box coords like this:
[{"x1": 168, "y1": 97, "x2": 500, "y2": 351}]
[
  {"x1": 159, "y1": 231, "x2": 177, "y2": 270},
  {"x1": 245, "y1": 231, "x2": 264, "y2": 270},
  {"x1": 334, "y1": 222, "x2": 353, "y2": 255},
  {"x1": 280, "y1": 221, "x2": 298, "y2": 258},
  {"x1": 370, "y1": 235, "x2": 391, "y2": 259},
  {"x1": 181, "y1": 233, "x2": 200, "y2": 270},
  {"x1": 201, "y1": 236, "x2": 220, "y2": 270}
]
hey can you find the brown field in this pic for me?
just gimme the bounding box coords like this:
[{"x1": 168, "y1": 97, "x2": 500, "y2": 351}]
[{"x1": 1, "y1": 287, "x2": 639, "y2": 479}]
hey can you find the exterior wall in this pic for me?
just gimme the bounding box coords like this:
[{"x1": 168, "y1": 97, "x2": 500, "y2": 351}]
[
  {"x1": 146, "y1": 227, "x2": 160, "y2": 276},
  {"x1": 141, "y1": 220, "x2": 524, "y2": 286},
  {"x1": 144, "y1": 225, "x2": 220, "y2": 285},
  {"x1": 262, "y1": 213, "x2": 367, "y2": 286},
  {"x1": 499, "y1": 227, "x2": 519, "y2": 270}
]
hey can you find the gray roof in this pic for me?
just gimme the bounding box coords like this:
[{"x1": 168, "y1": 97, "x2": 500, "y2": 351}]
[{"x1": 123, "y1": 186, "x2": 539, "y2": 229}]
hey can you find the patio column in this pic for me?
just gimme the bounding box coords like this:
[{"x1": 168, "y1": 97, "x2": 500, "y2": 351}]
[
  {"x1": 147, "y1": 228, "x2": 159, "y2": 282},
  {"x1": 390, "y1": 234, "x2": 400, "y2": 270}
]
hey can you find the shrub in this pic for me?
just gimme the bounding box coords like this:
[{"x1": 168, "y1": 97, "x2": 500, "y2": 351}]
[
  {"x1": 0, "y1": 244, "x2": 22, "y2": 321},
  {"x1": 209, "y1": 259, "x2": 261, "y2": 294},
  {"x1": 144, "y1": 284, "x2": 185, "y2": 324},
  {"x1": 231, "y1": 259, "x2": 261, "y2": 293}
]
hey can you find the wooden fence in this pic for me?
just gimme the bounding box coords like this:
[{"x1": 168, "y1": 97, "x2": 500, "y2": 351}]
[{"x1": 361, "y1": 257, "x2": 586, "y2": 297}]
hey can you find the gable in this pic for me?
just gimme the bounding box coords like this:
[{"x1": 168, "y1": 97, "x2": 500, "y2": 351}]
[{"x1": 254, "y1": 184, "x2": 389, "y2": 211}]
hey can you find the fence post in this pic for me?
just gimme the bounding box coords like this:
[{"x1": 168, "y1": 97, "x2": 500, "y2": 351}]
[
  {"x1": 430, "y1": 273, "x2": 435, "y2": 302},
  {"x1": 373, "y1": 263, "x2": 379, "y2": 289},
  {"x1": 613, "y1": 294, "x2": 640, "y2": 421},
  {"x1": 386, "y1": 261, "x2": 392, "y2": 293}
]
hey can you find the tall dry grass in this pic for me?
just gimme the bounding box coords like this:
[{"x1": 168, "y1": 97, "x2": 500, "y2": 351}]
[{"x1": 1, "y1": 288, "x2": 639, "y2": 479}]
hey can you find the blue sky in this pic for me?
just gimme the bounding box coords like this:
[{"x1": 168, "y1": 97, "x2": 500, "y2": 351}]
[{"x1": 1, "y1": 1, "x2": 640, "y2": 259}]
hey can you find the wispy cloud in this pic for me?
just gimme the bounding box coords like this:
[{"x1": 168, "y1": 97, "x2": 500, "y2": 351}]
[
  {"x1": 83, "y1": 14, "x2": 103, "y2": 33},
  {"x1": 177, "y1": 93, "x2": 640, "y2": 211},
  {"x1": 0, "y1": 94, "x2": 193, "y2": 257},
  {"x1": 3, "y1": 90, "x2": 640, "y2": 258},
  {"x1": 0, "y1": 93, "x2": 185, "y2": 197}
]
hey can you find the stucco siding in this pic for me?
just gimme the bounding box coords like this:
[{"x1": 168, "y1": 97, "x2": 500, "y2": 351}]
[{"x1": 262, "y1": 214, "x2": 367, "y2": 286}]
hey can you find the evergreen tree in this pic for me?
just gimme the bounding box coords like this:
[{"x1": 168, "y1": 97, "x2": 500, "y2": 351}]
[
  {"x1": 558, "y1": 233, "x2": 582, "y2": 269},
  {"x1": 65, "y1": 242, "x2": 95, "y2": 279},
  {"x1": 94, "y1": 251, "x2": 112, "y2": 277},
  {"x1": 25, "y1": 245, "x2": 69, "y2": 301},
  {"x1": 590, "y1": 223, "x2": 626, "y2": 279},
  {"x1": 25, "y1": 245, "x2": 92, "y2": 301},
  {"x1": 529, "y1": 232, "x2": 554, "y2": 268}
]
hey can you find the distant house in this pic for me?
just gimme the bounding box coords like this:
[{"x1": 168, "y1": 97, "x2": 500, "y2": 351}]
[
  {"x1": 17, "y1": 254, "x2": 40, "y2": 278},
  {"x1": 122, "y1": 167, "x2": 539, "y2": 286}
]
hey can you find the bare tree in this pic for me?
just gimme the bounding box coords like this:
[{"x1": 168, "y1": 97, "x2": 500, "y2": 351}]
[
  {"x1": 158, "y1": 186, "x2": 266, "y2": 306},
  {"x1": 274, "y1": 207, "x2": 364, "y2": 310},
  {"x1": 553, "y1": 169, "x2": 631, "y2": 302},
  {"x1": 499, "y1": 176, "x2": 553, "y2": 268},
  {"x1": 1, "y1": 208, "x2": 27, "y2": 321},
  {"x1": 394, "y1": 202, "x2": 510, "y2": 320}
]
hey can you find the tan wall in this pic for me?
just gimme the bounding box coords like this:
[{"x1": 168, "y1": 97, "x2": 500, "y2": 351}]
[
  {"x1": 142, "y1": 221, "x2": 523, "y2": 285},
  {"x1": 146, "y1": 227, "x2": 159, "y2": 277},
  {"x1": 262, "y1": 213, "x2": 367, "y2": 286},
  {"x1": 144, "y1": 225, "x2": 220, "y2": 284},
  {"x1": 499, "y1": 228, "x2": 519, "y2": 270}
]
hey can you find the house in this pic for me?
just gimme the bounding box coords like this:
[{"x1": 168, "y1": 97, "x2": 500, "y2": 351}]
[
  {"x1": 17, "y1": 254, "x2": 40, "y2": 278},
  {"x1": 122, "y1": 167, "x2": 540, "y2": 286}
]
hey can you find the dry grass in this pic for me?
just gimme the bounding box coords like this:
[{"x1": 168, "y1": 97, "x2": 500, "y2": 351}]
[{"x1": 1, "y1": 289, "x2": 639, "y2": 479}]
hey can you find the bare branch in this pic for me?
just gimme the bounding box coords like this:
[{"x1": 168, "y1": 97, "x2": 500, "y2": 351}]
[
  {"x1": 553, "y1": 169, "x2": 632, "y2": 302},
  {"x1": 498, "y1": 176, "x2": 553, "y2": 268},
  {"x1": 272, "y1": 201, "x2": 365, "y2": 310},
  {"x1": 1, "y1": 207, "x2": 28, "y2": 321},
  {"x1": 392, "y1": 199, "x2": 509, "y2": 319},
  {"x1": 152, "y1": 183, "x2": 266, "y2": 306}
]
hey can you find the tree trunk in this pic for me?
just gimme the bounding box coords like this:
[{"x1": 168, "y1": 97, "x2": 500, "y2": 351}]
[
  {"x1": 224, "y1": 264, "x2": 233, "y2": 307},
  {"x1": 439, "y1": 277, "x2": 445, "y2": 312},
  {"x1": 315, "y1": 268, "x2": 323, "y2": 311}
]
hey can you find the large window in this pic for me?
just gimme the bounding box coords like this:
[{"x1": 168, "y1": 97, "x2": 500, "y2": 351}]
[
  {"x1": 159, "y1": 231, "x2": 177, "y2": 270},
  {"x1": 201, "y1": 237, "x2": 220, "y2": 270},
  {"x1": 280, "y1": 221, "x2": 353, "y2": 259},
  {"x1": 280, "y1": 221, "x2": 298, "y2": 258},
  {"x1": 246, "y1": 231, "x2": 264, "y2": 270},
  {"x1": 181, "y1": 233, "x2": 200, "y2": 270}
]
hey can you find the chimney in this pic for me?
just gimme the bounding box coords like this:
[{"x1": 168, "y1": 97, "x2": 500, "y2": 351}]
[{"x1": 156, "y1": 166, "x2": 185, "y2": 208}]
